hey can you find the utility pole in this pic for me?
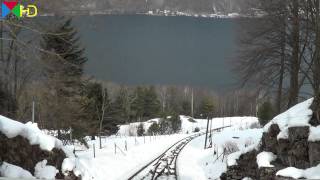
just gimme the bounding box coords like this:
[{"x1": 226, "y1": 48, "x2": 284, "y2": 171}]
[
  {"x1": 32, "y1": 97, "x2": 35, "y2": 123},
  {"x1": 191, "y1": 88, "x2": 194, "y2": 117},
  {"x1": 204, "y1": 115, "x2": 210, "y2": 149}
]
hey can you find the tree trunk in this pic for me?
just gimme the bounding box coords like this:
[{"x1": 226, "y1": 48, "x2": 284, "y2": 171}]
[
  {"x1": 312, "y1": 0, "x2": 320, "y2": 124},
  {"x1": 277, "y1": 16, "x2": 286, "y2": 114},
  {"x1": 288, "y1": 0, "x2": 300, "y2": 108}
]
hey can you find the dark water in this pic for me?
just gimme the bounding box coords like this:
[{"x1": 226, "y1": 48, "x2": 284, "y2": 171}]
[{"x1": 73, "y1": 15, "x2": 237, "y2": 91}]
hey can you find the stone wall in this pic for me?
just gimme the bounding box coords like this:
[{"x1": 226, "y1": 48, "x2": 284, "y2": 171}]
[
  {"x1": 221, "y1": 124, "x2": 320, "y2": 179},
  {"x1": 220, "y1": 150, "x2": 258, "y2": 180},
  {"x1": 0, "y1": 132, "x2": 78, "y2": 179}
]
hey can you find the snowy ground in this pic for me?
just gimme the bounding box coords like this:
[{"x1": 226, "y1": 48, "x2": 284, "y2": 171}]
[
  {"x1": 0, "y1": 115, "x2": 259, "y2": 180},
  {"x1": 118, "y1": 116, "x2": 258, "y2": 136},
  {"x1": 72, "y1": 116, "x2": 259, "y2": 180},
  {"x1": 177, "y1": 127, "x2": 263, "y2": 180},
  {"x1": 74, "y1": 134, "x2": 189, "y2": 180}
]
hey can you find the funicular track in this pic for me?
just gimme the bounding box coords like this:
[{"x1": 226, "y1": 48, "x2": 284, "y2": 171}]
[{"x1": 128, "y1": 126, "x2": 230, "y2": 180}]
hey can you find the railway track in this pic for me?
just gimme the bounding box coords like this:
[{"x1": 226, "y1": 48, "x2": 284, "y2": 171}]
[{"x1": 128, "y1": 126, "x2": 230, "y2": 180}]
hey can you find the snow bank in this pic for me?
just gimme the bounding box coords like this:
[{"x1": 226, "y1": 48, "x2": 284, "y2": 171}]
[
  {"x1": 117, "y1": 118, "x2": 160, "y2": 136},
  {"x1": 0, "y1": 115, "x2": 63, "y2": 151},
  {"x1": 264, "y1": 98, "x2": 313, "y2": 134},
  {"x1": 309, "y1": 125, "x2": 320, "y2": 142},
  {"x1": 34, "y1": 160, "x2": 58, "y2": 179},
  {"x1": 242, "y1": 178, "x2": 253, "y2": 180},
  {"x1": 263, "y1": 98, "x2": 320, "y2": 142},
  {"x1": 118, "y1": 116, "x2": 259, "y2": 136},
  {"x1": 256, "y1": 152, "x2": 277, "y2": 168},
  {"x1": 0, "y1": 162, "x2": 33, "y2": 178},
  {"x1": 0, "y1": 115, "x2": 83, "y2": 179},
  {"x1": 212, "y1": 128, "x2": 263, "y2": 167},
  {"x1": 264, "y1": 98, "x2": 320, "y2": 142},
  {"x1": 180, "y1": 116, "x2": 258, "y2": 134},
  {"x1": 227, "y1": 144, "x2": 259, "y2": 166},
  {"x1": 276, "y1": 164, "x2": 320, "y2": 179}
]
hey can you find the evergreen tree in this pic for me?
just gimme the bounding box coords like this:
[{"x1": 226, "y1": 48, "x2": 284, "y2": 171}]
[
  {"x1": 131, "y1": 86, "x2": 145, "y2": 121},
  {"x1": 171, "y1": 113, "x2": 181, "y2": 133},
  {"x1": 148, "y1": 122, "x2": 159, "y2": 135},
  {"x1": 41, "y1": 18, "x2": 88, "y2": 139},
  {"x1": 166, "y1": 87, "x2": 182, "y2": 114},
  {"x1": 257, "y1": 101, "x2": 274, "y2": 126},
  {"x1": 198, "y1": 97, "x2": 215, "y2": 117},
  {"x1": 83, "y1": 82, "x2": 119, "y2": 136},
  {"x1": 181, "y1": 100, "x2": 191, "y2": 116},
  {"x1": 112, "y1": 87, "x2": 130, "y2": 124},
  {"x1": 144, "y1": 86, "x2": 160, "y2": 118}
]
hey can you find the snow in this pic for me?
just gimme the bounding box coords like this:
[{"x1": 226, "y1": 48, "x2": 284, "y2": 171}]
[
  {"x1": 74, "y1": 134, "x2": 188, "y2": 180},
  {"x1": 177, "y1": 135, "x2": 227, "y2": 180},
  {"x1": 210, "y1": 128, "x2": 263, "y2": 167},
  {"x1": 118, "y1": 116, "x2": 259, "y2": 136},
  {"x1": 256, "y1": 152, "x2": 277, "y2": 168},
  {"x1": 62, "y1": 158, "x2": 76, "y2": 175},
  {"x1": 262, "y1": 98, "x2": 319, "y2": 142},
  {"x1": 34, "y1": 160, "x2": 59, "y2": 179},
  {"x1": 276, "y1": 164, "x2": 320, "y2": 179},
  {"x1": 0, "y1": 115, "x2": 63, "y2": 151},
  {"x1": 242, "y1": 178, "x2": 253, "y2": 180},
  {"x1": 117, "y1": 118, "x2": 160, "y2": 136},
  {"x1": 227, "y1": 144, "x2": 259, "y2": 166},
  {"x1": 264, "y1": 98, "x2": 313, "y2": 134},
  {"x1": 0, "y1": 115, "x2": 80, "y2": 179},
  {"x1": 178, "y1": 125, "x2": 262, "y2": 179},
  {"x1": 309, "y1": 125, "x2": 320, "y2": 142},
  {"x1": 0, "y1": 114, "x2": 260, "y2": 180},
  {"x1": 0, "y1": 162, "x2": 33, "y2": 178}
]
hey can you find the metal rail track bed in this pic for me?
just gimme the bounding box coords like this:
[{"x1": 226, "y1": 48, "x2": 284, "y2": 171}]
[{"x1": 128, "y1": 126, "x2": 230, "y2": 180}]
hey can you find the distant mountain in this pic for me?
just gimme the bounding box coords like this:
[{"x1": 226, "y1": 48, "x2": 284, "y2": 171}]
[{"x1": 37, "y1": 0, "x2": 259, "y2": 17}]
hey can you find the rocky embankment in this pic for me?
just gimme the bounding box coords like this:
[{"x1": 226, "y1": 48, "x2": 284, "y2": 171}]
[{"x1": 221, "y1": 98, "x2": 320, "y2": 180}]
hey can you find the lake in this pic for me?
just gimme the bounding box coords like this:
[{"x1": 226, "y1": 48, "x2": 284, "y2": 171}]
[{"x1": 73, "y1": 15, "x2": 237, "y2": 91}]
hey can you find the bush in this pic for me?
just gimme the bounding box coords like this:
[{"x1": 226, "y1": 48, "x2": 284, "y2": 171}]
[
  {"x1": 194, "y1": 127, "x2": 200, "y2": 132},
  {"x1": 188, "y1": 118, "x2": 196, "y2": 123},
  {"x1": 257, "y1": 101, "x2": 274, "y2": 126},
  {"x1": 137, "y1": 123, "x2": 145, "y2": 136},
  {"x1": 223, "y1": 141, "x2": 239, "y2": 155},
  {"x1": 159, "y1": 119, "x2": 172, "y2": 135},
  {"x1": 171, "y1": 114, "x2": 181, "y2": 133},
  {"x1": 148, "y1": 122, "x2": 159, "y2": 135}
]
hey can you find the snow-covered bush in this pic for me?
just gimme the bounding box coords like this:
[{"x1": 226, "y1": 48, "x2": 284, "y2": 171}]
[
  {"x1": 148, "y1": 122, "x2": 159, "y2": 135},
  {"x1": 223, "y1": 141, "x2": 240, "y2": 155},
  {"x1": 137, "y1": 123, "x2": 145, "y2": 136},
  {"x1": 193, "y1": 127, "x2": 200, "y2": 132},
  {"x1": 128, "y1": 124, "x2": 137, "y2": 136}
]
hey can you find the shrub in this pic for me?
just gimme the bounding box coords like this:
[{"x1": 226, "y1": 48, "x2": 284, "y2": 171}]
[
  {"x1": 137, "y1": 123, "x2": 145, "y2": 136},
  {"x1": 148, "y1": 122, "x2": 159, "y2": 135},
  {"x1": 257, "y1": 101, "x2": 274, "y2": 126},
  {"x1": 159, "y1": 119, "x2": 172, "y2": 135},
  {"x1": 188, "y1": 118, "x2": 196, "y2": 123},
  {"x1": 194, "y1": 127, "x2": 200, "y2": 132},
  {"x1": 171, "y1": 114, "x2": 181, "y2": 133},
  {"x1": 223, "y1": 141, "x2": 239, "y2": 155}
]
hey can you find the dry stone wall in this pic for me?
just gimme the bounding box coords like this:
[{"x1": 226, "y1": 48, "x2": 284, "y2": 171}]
[
  {"x1": 0, "y1": 132, "x2": 78, "y2": 179},
  {"x1": 221, "y1": 124, "x2": 320, "y2": 179}
]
